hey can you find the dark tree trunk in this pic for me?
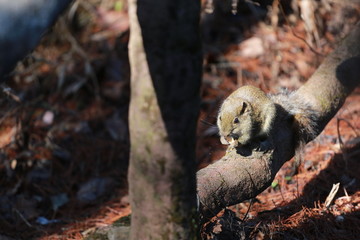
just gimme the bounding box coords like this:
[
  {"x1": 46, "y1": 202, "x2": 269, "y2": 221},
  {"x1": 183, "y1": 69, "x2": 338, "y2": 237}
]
[{"x1": 127, "y1": 0, "x2": 202, "y2": 239}]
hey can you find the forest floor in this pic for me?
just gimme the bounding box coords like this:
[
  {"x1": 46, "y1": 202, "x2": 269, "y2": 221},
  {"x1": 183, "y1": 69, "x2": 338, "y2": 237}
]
[{"x1": 0, "y1": 0, "x2": 359, "y2": 239}]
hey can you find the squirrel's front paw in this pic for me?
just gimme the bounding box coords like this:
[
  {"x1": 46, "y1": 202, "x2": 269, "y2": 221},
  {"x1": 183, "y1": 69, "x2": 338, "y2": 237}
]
[
  {"x1": 220, "y1": 136, "x2": 240, "y2": 148},
  {"x1": 254, "y1": 139, "x2": 273, "y2": 152}
]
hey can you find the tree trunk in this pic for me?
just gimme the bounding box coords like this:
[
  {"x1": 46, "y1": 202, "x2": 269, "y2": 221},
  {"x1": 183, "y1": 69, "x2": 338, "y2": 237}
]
[
  {"x1": 127, "y1": 0, "x2": 202, "y2": 239},
  {"x1": 197, "y1": 21, "x2": 360, "y2": 220}
]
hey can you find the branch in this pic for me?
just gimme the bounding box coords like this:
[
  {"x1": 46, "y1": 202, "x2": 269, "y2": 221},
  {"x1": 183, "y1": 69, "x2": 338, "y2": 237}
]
[{"x1": 197, "y1": 21, "x2": 360, "y2": 220}]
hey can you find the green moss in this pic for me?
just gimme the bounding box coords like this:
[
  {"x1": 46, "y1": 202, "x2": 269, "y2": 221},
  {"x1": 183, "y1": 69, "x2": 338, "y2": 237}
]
[
  {"x1": 85, "y1": 231, "x2": 109, "y2": 240},
  {"x1": 157, "y1": 157, "x2": 166, "y2": 175},
  {"x1": 113, "y1": 215, "x2": 131, "y2": 227},
  {"x1": 316, "y1": 94, "x2": 330, "y2": 112}
]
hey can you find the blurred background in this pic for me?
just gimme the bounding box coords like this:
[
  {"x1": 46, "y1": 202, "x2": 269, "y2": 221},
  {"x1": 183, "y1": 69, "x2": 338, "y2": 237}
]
[{"x1": 0, "y1": 0, "x2": 359, "y2": 239}]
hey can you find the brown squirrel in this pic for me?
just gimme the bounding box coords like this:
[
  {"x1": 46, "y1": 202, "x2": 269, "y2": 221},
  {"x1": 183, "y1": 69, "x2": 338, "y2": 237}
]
[
  {"x1": 217, "y1": 85, "x2": 318, "y2": 153},
  {"x1": 217, "y1": 85, "x2": 276, "y2": 150}
]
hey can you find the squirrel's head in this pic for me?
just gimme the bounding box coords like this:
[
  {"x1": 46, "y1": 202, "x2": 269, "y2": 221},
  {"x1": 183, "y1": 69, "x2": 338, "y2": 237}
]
[{"x1": 217, "y1": 97, "x2": 254, "y2": 146}]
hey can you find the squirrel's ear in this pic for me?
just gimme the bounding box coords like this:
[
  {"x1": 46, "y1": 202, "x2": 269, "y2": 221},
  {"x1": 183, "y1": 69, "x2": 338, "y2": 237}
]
[{"x1": 239, "y1": 101, "x2": 249, "y2": 115}]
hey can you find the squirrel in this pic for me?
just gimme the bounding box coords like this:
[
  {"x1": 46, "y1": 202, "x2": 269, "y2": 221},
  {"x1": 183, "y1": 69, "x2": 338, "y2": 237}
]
[
  {"x1": 217, "y1": 85, "x2": 318, "y2": 153},
  {"x1": 217, "y1": 85, "x2": 276, "y2": 150}
]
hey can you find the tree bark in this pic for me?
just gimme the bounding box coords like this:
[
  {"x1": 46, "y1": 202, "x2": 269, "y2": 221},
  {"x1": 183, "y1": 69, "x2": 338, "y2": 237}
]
[
  {"x1": 197, "y1": 21, "x2": 360, "y2": 220},
  {"x1": 0, "y1": 0, "x2": 73, "y2": 80},
  {"x1": 128, "y1": 0, "x2": 202, "y2": 239}
]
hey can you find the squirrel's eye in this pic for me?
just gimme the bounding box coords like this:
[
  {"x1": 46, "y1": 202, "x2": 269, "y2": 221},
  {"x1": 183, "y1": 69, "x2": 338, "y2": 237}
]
[{"x1": 233, "y1": 117, "x2": 239, "y2": 124}]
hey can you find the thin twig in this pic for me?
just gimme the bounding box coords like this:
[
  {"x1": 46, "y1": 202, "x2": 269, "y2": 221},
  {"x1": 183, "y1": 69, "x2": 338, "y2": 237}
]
[
  {"x1": 242, "y1": 199, "x2": 253, "y2": 221},
  {"x1": 336, "y1": 117, "x2": 359, "y2": 172},
  {"x1": 324, "y1": 182, "x2": 340, "y2": 208},
  {"x1": 58, "y1": 16, "x2": 101, "y2": 100},
  {"x1": 0, "y1": 84, "x2": 21, "y2": 103},
  {"x1": 278, "y1": 0, "x2": 325, "y2": 57},
  {"x1": 14, "y1": 208, "x2": 33, "y2": 227}
]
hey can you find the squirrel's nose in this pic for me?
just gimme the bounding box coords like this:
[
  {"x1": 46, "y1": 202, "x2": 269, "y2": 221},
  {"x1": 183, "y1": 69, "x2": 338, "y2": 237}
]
[{"x1": 229, "y1": 133, "x2": 239, "y2": 140}]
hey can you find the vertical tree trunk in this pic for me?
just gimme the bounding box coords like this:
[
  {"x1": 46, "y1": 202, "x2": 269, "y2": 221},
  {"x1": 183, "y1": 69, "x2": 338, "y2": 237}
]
[{"x1": 127, "y1": 0, "x2": 201, "y2": 239}]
